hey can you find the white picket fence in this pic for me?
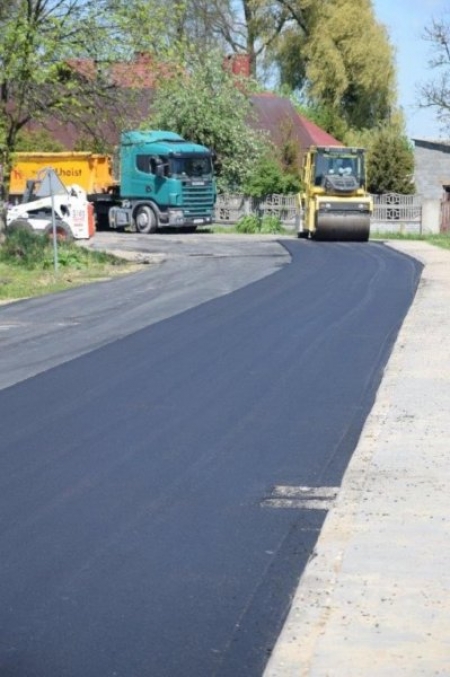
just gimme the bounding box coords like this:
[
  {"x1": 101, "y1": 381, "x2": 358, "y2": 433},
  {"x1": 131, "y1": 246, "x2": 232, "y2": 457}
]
[
  {"x1": 214, "y1": 194, "x2": 299, "y2": 227},
  {"x1": 214, "y1": 192, "x2": 423, "y2": 233},
  {"x1": 371, "y1": 193, "x2": 422, "y2": 234}
]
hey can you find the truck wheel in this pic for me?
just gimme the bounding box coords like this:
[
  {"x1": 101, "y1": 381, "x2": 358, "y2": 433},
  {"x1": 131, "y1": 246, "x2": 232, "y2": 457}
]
[
  {"x1": 44, "y1": 221, "x2": 74, "y2": 242},
  {"x1": 135, "y1": 205, "x2": 158, "y2": 234}
]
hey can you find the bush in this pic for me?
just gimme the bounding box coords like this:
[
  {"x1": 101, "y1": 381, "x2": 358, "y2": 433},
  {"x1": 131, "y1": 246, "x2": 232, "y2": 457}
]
[
  {"x1": 235, "y1": 214, "x2": 261, "y2": 233},
  {"x1": 235, "y1": 214, "x2": 284, "y2": 234},
  {"x1": 260, "y1": 215, "x2": 284, "y2": 234},
  {"x1": 0, "y1": 229, "x2": 50, "y2": 269},
  {"x1": 366, "y1": 126, "x2": 415, "y2": 194},
  {"x1": 243, "y1": 155, "x2": 302, "y2": 198},
  {"x1": 344, "y1": 121, "x2": 415, "y2": 194}
]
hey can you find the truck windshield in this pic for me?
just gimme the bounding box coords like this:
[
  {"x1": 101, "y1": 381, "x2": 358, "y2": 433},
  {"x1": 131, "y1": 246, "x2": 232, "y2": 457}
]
[
  {"x1": 169, "y1": 156, "x2": 212, "y2": 179},
  {"x1": 315, "y1": 152, "x2": 364, "y2": 185}
]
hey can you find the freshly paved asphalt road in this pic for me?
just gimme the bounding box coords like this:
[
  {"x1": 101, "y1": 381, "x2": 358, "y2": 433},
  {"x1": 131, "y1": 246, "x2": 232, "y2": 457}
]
[
  {"x1": 0, "y1": 234, "x2": 288, "y2": 390},
  {"x1": 265, "y1": 242, "x2": 450, "y2": 677},
  {"x1": 0, "y1": 236, "x2": 421, "y2": 676}
]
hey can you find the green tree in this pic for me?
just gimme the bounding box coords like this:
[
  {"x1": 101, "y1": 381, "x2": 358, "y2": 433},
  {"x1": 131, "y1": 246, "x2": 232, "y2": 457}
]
[
  {"x1": 151, "y1": 1, "x2": 396, "y2": 135},
  {"x1": 148, "y1": 50, "x2": 269, "y2": 191},
  {"x1": 242, "y1": 153, "x2": 301, "y2": 197},
  {"x1": 272, "y1": 27, "x2": 309, "y2": 92},
  {"x1": 273, "y1": 0, "x2": 395, "y2": 133},
  {"x1": 345, "y1": 122, "x2": 415, "y2": 194},
  {"x1": 366, "y1": 127, "x2": 415, "y2": 195},
  {"x1": 15, "y1": 130, "x2": 66, "y2": 153},
  {"x1": 0, "y1": 0, "x2": 185, "y2": 230},
  {"x1": 299, "y1": 0, "x2": 395, "y2": 130}
]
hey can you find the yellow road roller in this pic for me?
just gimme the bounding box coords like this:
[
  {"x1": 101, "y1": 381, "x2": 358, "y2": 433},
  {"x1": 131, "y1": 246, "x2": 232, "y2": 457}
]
[{"x1": 298, "y1": 146, "x2": 373, "y2": 241}]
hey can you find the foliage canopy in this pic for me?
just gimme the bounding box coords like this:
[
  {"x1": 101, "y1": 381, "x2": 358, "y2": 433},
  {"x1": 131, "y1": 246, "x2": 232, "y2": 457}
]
[
  {"x1": 148, "y1": 51, "x2": 270, "y2": 191},
  {"x1": 296, "y1": 0, "x2": 396, "y2": 130},
  {"x1": 0, "y1": 0, "x2": 186, "y2": 201},
  {"x1": 365, "y1": 127, "x2": 415, "y2": 195},
  {"x1": 345, "y1": 120, "x2": 415, "y2": 195}
]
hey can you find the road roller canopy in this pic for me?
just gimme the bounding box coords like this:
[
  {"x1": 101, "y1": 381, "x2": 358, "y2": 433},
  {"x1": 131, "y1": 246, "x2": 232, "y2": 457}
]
[{"x1": 312, "y1": 147, "x2": 366, "y2": 188}]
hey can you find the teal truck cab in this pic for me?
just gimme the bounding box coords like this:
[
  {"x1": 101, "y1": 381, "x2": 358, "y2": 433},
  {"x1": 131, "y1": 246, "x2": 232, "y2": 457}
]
[{"x1": 93, "y1": 130, "x2": 216, "y2": 233}]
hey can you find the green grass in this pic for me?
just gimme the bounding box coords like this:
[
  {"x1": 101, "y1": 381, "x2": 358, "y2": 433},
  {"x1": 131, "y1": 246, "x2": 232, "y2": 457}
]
[
  {"x1": 0, "y1": 229, "x2": 137, "y2": 303},
  {"x1": 370, "y1": 231, "x2": 450, "y2": 250},
  {"x1": 208, "y1": 224, "x2": 293, "y2": 236},
  {"x1": 427, "y1": 234, "x2": 450, "y2": 250}
]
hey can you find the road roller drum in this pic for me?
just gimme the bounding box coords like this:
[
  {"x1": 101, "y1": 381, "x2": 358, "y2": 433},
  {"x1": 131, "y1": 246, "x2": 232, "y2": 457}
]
[{"x1": 314, "y1": 211, "x2": 371, "y2": 241}]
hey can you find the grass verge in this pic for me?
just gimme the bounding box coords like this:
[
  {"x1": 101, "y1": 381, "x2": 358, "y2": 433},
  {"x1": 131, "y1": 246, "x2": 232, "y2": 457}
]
[
  {"x1": 370, "y1": 231, "x2": 450, "y2": 250},
  {"x1": 0, "y1": 229, "x2": 138, "y2": 303}
]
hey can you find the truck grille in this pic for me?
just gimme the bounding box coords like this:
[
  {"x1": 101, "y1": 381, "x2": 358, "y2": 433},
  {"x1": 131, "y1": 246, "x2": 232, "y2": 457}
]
[{"x1": 181, "y1": 180, "x2": 215, "y2": 216}]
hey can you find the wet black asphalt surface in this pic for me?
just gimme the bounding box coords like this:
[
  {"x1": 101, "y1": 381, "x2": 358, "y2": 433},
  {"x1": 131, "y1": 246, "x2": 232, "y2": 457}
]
[{"x1": 0, "y1": 237, "x2": 422, "y2": 676}]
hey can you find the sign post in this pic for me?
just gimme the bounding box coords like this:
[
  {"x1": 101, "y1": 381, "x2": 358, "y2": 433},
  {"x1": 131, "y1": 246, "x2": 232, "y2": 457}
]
[{"x1": 38, "y1": 168, "x2": 64, "y2": 274}]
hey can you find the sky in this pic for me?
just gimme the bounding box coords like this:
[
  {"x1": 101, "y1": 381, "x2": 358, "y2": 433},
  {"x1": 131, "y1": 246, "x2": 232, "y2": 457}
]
[{"x1": 372, "y1": 0, "x2": 449, "y2": 140}]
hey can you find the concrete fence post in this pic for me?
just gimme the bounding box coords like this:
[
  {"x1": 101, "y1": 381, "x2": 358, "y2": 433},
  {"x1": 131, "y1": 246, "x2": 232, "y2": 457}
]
[{"x1": 421, "y1": 198, "x2": 441, "y2": 234}]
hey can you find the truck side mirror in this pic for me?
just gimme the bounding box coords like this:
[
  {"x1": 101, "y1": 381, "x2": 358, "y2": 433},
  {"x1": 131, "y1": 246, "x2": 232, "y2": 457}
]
[{"x1": 156, "y1": 164, "x2": 165, "y2": 178}]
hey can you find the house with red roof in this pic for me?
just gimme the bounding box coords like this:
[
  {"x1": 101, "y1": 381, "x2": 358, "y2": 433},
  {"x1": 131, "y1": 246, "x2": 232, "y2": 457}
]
[{"x1": 27, "y1": 53, "x2": 343, "y2": 163}]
